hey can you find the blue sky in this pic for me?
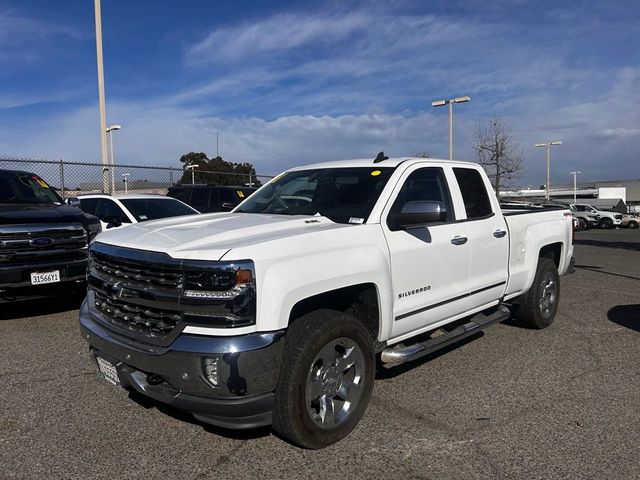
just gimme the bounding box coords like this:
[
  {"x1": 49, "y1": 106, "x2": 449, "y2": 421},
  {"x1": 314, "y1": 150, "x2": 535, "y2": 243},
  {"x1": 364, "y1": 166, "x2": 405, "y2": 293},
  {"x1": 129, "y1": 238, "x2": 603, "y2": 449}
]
[{"x1": 0, "y1": 0, "x2": 639, "y2": 185}]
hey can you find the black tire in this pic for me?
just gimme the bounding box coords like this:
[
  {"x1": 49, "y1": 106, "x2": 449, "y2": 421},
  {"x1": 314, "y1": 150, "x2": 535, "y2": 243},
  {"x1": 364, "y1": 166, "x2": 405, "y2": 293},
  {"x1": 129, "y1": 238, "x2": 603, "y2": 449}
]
[
  {"x1": 629, "y1": 220, "x2": 639, "y2": 229},
  {"x1": 514, "y1": 258, "x2": 560, "y2": 329},
  {"x1": 577, "y1": 218, "x2": 587, "y2": 230},
  {"x1": 272, "y1": 309, "x2": 375, "y2": 449},
  {"x1": 600, "y1": 218, "x2": 613, "y2": 229}
]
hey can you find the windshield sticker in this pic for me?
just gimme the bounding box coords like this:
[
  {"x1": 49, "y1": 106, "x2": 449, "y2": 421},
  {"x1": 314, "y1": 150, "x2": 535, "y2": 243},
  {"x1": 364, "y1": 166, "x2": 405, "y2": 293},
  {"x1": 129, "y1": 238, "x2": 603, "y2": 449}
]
[
  {"x1": 139, "y1": 214, "x2": 148, "y2": 220},
  {"x1": 349, "y1": 217, "x2": 365, "y2": 224},
  {"x1": 33, "y1": 176, "x2": 49, "y2": 188},
  {"x1": 371, "y1": 170, "x2": 382, "y2": 177},
  {"x1": 236, "y1": 190, "x2": 245, "y2": 198}
]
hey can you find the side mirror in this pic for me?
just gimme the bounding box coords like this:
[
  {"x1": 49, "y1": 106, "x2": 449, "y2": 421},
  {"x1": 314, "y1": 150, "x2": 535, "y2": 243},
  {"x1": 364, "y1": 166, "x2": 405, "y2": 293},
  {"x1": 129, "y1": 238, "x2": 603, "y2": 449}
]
[
  {"x1": 220, "y1": 202, "x2": 235, "y2": 211},
  {"x1": 389, "y1": 201, "x2": 447, "y2": 230},
  {"x1": 66, "y1": 197, "x2": 80, "y2": 207},
  {"x1": 104, "y1": 217, "x2": 122, "y2": 229}
]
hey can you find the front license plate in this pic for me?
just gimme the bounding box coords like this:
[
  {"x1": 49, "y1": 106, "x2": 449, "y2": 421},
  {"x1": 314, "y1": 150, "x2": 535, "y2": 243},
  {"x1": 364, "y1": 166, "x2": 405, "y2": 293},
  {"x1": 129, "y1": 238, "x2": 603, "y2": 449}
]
[
  {"x1": 30, "y1": 270, "x2": 60, "y2": 285},
  {"x1": 96, "y1": 356, "x2": 121, "y2": 387}
]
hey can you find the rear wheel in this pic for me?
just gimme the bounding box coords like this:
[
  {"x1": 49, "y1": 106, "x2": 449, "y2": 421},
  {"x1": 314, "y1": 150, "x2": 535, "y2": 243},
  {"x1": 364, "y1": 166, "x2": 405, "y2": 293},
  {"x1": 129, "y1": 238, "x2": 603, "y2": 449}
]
[
  {"x1": 514, "y1": 258, "x2": 560, "y2": 329},
  {"x1": 629, "y1": 220, "x2": 639, "y2": 229},
  {"x1": 272, "y1": 309, "x2": 375, "y2": 449}
]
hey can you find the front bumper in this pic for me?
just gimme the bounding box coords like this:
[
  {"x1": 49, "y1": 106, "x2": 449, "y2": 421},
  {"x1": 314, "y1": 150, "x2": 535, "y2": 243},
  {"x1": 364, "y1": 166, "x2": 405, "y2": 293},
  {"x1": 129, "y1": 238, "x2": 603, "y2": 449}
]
[
  {"x1": 0, "y1": 257, "x2": 87, "y2": 295},
  {"x1": 80, "y1": 299, "x2": 285, "y2": 429}
]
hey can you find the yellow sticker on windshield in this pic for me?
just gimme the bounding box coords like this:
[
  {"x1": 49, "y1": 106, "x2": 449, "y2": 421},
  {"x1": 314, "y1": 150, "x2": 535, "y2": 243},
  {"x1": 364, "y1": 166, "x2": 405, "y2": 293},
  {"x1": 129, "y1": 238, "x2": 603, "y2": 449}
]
[
  {"x1": 236, "y1": 190, "x2": 245, "y2": 198},
  {"x1": 371, "y1": 170, "x2": 382, "y2": 176},
  {"x1": 34, "y1": 177, "x2": 49, "y2": 188}
]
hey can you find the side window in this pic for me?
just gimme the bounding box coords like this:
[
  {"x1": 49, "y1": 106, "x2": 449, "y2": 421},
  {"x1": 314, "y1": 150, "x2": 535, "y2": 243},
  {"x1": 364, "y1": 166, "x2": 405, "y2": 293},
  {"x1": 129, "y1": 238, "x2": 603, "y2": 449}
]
[
  {"x1": 389, "y1": 167, "x2": 453, "y2": 224},
  {"x1": 453, "y1": 168, "x2": 493, "y2": 219},
  {"x1": 190, "y1": 189, "x2": 209, "y2": 210},
  {"x1": 79, "y1": 198, "x2": 99, "y2": 216},
  {"x1": 95, "y1": 199, "x2": 130, "y2": 224},
  {"x1": 219, "y1": 189, "x2": 234, "y2": 203},
  {"x1": 170, "y1": 189, "x2": 191, "y2": 204}
]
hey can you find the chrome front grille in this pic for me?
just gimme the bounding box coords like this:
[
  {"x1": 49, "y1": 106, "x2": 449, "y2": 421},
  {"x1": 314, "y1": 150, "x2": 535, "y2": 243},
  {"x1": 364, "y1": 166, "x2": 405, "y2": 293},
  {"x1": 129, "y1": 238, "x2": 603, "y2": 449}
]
[
  {"x1": 93, "y1": 290, "x2": 182, "y2": 340},
  {"x1": 0, "y1": 223, "x2": 87, "y2": 264},
  {"x1": 92, "y1": 250, "x2": 182, "y2": 288}
]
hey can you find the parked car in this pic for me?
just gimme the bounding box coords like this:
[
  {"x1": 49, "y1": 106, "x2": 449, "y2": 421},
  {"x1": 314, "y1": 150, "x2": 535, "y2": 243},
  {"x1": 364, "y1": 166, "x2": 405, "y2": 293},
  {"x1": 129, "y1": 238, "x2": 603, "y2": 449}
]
[
  {"x1": 569, "y1": 205, "x2": 599, "y2": 230},
  {"x1": 74, "y1": 194, "x2": 199, "y2": 230},
  {"x1": 0, "y1": 169, "x2": 100, "y2": 301},
  {"x1": 620, "y1": 213, "x2": 639, "y2": 229},
  {"x1": 80, "y1": 157, "x2": 574, "y2": 448},
  {"x1": 167, "y1": 185, "x2": 256, "y2": 213},
  {"x1": 570, "y1": 203, "x2": 622, "y2": 229}
]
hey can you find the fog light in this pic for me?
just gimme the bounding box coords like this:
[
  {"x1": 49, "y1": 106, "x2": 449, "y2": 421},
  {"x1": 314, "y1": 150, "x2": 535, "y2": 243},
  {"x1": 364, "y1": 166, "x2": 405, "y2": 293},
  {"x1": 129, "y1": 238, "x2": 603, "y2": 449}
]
[{"x1": 204, "y1": 357, "x2": 219, "y2": 386}]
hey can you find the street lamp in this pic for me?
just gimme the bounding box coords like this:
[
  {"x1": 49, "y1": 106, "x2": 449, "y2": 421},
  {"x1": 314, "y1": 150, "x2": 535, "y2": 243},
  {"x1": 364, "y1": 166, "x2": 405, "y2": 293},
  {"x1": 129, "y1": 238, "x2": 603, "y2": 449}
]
[
  {"x1": 186, "y1": 164, "x2": 199, "y2": 184},
  {"x1": 106, "y1": 124, "x2": 122, "y2": 194},
  {"x1": 534, "y1": 141, "x2": 562, "y2": 201},
  {"x1": 432, "y1": 96, "x2": 471, "y2": 160},
  {"x1": 121, "y1": 173, "x2": 130, "y2": 194},
  {"x1": 569, "y1": 171, "x2": 582, "y2": 203}
]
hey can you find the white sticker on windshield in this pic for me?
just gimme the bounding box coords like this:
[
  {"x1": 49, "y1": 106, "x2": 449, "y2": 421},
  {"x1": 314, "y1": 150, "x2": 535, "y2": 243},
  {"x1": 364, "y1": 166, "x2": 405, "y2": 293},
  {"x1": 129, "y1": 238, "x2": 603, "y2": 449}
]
[
  {"x1": 349, "y1": 217, "x2": 364, "y2": 224},
  {"x1": 139, "y1": 214, "x2": 148, "y2": 220}
]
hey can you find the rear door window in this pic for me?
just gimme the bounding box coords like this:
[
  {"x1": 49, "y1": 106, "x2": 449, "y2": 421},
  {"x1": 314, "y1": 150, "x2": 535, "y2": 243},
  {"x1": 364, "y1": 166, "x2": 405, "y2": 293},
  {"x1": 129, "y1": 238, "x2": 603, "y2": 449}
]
[
  {"x1": 79, "y1": 198, "x2": 100, "y2": 216},
  {"x1": 190, "y1": 189, "x2": 210, "y2": 211},
  {"x1": 169, "y1": 188, "x2": 191, "y2": 204},
  {"x1": 453, "y1": 168, "x2": 493, "y2": 219}
]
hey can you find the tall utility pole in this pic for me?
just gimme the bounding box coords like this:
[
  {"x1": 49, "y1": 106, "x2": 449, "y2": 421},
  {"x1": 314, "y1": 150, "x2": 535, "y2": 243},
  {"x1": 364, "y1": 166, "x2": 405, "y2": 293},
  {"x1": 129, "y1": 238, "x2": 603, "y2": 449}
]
[
  {"x1": 535, "y1": 141, "x2": 562, "y2": 201},
  {"x1": 432, "y1": 96, "x2": 471, "y2": 160},
  {"x1": 94, "y1": 0, "x2": 109, "y2": 193},
  {"x1": 569, "y1": 171, "x2": 582, "y2": 203}
]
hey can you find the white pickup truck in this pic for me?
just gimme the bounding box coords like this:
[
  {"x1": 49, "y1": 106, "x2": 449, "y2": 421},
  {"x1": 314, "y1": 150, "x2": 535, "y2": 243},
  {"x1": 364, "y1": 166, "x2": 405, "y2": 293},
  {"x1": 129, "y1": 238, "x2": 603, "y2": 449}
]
[{"x1": 80, "y1": 156, "x2": 575, "y2": 448}]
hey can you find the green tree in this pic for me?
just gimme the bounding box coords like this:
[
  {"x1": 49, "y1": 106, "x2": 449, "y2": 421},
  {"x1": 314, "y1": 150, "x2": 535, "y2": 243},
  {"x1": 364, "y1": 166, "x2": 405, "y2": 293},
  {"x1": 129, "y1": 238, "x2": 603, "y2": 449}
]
[{"x1": 178, "y1": 152, "x2": 261, "y2": 186}]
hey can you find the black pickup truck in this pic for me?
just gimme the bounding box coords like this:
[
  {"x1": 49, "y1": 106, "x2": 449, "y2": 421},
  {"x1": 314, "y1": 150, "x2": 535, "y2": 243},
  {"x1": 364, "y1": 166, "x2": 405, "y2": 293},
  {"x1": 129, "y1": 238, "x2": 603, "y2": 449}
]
[{"x1": 0, "y1": 169, "x2": 101, "y2": 301}]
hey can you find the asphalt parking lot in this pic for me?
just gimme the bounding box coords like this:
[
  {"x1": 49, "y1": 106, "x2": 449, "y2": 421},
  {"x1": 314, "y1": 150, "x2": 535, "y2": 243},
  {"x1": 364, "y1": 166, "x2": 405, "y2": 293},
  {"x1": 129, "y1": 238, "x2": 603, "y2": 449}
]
[{"x1": 1, "y1": 228, "x2": 639, "y2": 480}]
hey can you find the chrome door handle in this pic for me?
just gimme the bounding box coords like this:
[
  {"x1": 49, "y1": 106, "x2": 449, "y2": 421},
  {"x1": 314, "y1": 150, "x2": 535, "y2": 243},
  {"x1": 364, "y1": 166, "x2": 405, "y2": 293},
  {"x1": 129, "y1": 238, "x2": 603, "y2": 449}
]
[
  {"x1": 451, "y1": 235, "x2": 468, "y2": 245},
  {"x1": 493, "y1": 229, "x2": 507, "y2": 238}
]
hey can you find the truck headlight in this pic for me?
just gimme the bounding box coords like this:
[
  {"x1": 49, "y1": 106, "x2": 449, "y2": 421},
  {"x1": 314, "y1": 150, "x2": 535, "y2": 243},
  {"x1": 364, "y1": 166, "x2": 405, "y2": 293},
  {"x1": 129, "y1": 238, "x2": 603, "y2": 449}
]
[{"x1": 181, "y1": 261, "x2": 256, "y2": 328}]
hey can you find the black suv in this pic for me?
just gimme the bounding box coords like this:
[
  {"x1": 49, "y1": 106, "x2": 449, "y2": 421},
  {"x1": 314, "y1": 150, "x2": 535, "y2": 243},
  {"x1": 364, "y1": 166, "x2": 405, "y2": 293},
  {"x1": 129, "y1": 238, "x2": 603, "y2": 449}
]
[
  {"x1": 167, "y1": 185, "x2": 256, "y2": 213},
  {"x1": 0, "y1": 169, "x2": 101, "y2": 301}
]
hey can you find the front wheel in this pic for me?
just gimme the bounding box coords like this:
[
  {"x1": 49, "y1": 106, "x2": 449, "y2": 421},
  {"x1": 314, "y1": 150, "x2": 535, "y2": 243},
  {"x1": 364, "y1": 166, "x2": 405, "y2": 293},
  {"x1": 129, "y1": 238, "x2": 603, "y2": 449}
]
[
  {"x1": 273, "y1": 310, "x2": 375, "y2": 449},
  {"x1": 272, "y1": 310, "x2": 374, "y2": 449},
  {"x1": 514, "y1": 258, "x2": 560, "y2": 329},
  {"x1": 600, "y1": 218, "x2": 613, "y2": 229}
]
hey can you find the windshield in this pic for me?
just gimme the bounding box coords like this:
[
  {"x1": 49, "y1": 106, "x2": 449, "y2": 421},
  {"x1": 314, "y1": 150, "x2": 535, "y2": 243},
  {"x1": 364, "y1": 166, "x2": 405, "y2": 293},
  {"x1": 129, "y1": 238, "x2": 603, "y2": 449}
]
[
  {"x1": 0, "y1": 172, "x2": 62, "y2": 205},
  {"x1": 235, "y1": 167, "x2": 395, "y2": 224},
  {"x1": 120, "y1": 198, "x2": 200, "y2": 222}
]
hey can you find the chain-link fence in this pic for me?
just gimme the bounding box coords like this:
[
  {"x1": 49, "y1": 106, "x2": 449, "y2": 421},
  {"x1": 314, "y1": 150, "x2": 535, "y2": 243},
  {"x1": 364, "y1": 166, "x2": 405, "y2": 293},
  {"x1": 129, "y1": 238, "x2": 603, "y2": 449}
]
[{"x1": 0, "y1": 157, "x2": 273, "y2": 198}]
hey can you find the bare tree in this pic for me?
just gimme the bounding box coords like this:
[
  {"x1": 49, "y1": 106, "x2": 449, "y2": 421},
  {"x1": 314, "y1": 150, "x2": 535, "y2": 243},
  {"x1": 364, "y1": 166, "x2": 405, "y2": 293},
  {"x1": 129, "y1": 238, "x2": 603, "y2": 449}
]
[{"x1": 473, "y1": 118, "x2": 524, "y2": 197}]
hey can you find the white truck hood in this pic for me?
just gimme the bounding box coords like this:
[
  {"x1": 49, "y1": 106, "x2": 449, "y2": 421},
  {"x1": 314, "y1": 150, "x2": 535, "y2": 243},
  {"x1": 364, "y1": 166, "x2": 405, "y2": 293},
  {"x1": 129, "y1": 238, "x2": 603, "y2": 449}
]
[{"x1": 93, "y1": 212, "x2": 350, "y2": 260}]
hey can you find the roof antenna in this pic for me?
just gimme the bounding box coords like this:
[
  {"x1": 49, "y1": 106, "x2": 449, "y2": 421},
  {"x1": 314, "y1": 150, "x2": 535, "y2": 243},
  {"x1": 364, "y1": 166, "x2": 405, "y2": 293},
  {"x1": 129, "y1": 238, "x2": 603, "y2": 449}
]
[{"x1": 373, "y1": 151, "x2": 388, "y2": 163}]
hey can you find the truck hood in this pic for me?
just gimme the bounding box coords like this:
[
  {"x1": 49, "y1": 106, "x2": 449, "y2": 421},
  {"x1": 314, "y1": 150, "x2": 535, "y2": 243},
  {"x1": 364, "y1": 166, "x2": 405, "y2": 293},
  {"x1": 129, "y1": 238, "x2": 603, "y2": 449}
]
[
  {"x1": 0, "y1": 203, "x2": 91, "y2": 225},
  {"x1": 94, "y1": 212, "x2": 352, "y2": 260}
]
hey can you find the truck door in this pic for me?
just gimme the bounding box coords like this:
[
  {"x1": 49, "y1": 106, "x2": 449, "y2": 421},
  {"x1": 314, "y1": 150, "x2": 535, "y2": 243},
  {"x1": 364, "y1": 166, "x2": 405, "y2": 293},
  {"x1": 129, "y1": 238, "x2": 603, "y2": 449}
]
[
  {"x1": 382, "y1": 165, "x2": 471, "y2": 338},
  {"x1": 451, "y1": 167, "x2": 508, "y2": 307}
]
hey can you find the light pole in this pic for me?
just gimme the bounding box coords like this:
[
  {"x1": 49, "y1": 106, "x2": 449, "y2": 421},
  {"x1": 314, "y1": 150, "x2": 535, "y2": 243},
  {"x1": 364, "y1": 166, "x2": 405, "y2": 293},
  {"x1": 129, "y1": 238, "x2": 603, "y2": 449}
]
[
  {"x1": 569, "y1": 171, "x2": 582, "y2": 203},
  {"x1": 121, "y1": 173, "x2": 130, "y2": 194},
  {"x1": 432, "y1": 96, "x2": 471, "y2": 160},
  {"x1": 106, "y1": 124, "x2": 122, "y2": 194},
  {"x1": 186, "y1": 164, "x2": 199, "y2": 184},
  {"x1": 94, "y1": 0, "x2": 110, "y2": 193},
  {"x1": 534, "y1": 141, "x2": 562, "y2": 201}
]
